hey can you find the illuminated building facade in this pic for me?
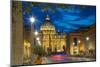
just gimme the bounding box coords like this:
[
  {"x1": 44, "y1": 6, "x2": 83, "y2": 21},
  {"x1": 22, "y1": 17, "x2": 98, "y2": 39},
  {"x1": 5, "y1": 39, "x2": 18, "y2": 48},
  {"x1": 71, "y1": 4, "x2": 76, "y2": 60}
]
[
  {"x1": 40, "y1": 15, "x2": 67, "y2": 53},
  {"x1": 69, "y1": 24, "x2": 96, "y2": 57}
]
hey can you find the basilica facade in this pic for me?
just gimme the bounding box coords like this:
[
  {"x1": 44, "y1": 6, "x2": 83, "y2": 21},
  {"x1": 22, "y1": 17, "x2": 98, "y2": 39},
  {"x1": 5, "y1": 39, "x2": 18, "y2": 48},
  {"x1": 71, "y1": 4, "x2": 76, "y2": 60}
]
[{"x1": 40, "y1": 15, "x2": 67, "y2": 54}]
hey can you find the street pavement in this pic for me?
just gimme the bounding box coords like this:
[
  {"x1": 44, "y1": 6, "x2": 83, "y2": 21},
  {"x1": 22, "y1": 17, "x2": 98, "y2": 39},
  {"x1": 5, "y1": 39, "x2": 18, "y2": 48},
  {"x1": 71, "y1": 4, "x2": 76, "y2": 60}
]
[
  {"x1": 42, "y1": 55, "x2": 95, "y2": 64},
  {"x1": 32, "y1": 54, "x2": 95, "y2": 64}
]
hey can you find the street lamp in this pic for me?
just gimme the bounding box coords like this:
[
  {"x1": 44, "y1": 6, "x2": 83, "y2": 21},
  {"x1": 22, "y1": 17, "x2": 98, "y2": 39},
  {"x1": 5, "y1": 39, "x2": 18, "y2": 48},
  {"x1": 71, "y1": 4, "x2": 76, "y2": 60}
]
[
  {"x1": 27, "y1": 16, "x2": 35, "y2": 62},
  {"x1": 73, "y1": 42, "x2": 75, "y2": 45},
  {"x1": 29, "y1": 16, "x2": 35, "y2": 48},
  {"x1": 29, "y1": 16, "x2": 35, "y2": 23},
  {"x1": 29, "y1": 16, "x2": 35, "y2": 44},
  {"x1": 34, "y1": 31, "x2": 38, "y2": 36},
  {"x1": 36, "y1": 37, "x2": 41, "y2": 46},
  {"x1": 36, "y1": 37, "x2": 40, "y2": 41},
  {"x1": 78, "y1": 40, "x2": 81, "y2": 43},
  {"x1": 86, "y1": 37, "x2": 89, "y2": 41},
  {"x1": 85, "y1": 37, "x2": 90, "y2": 55}
]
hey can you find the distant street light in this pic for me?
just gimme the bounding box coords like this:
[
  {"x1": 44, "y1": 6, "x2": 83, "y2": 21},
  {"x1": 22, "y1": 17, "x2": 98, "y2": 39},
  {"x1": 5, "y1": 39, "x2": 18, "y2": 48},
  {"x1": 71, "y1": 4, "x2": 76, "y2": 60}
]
[
  {"x1": 73, "y1": 42, "x2": 75, "y2": 45},
  {"x1": 86, "y1": 37, "x2": 89, "y2": 41},
  {"x1": 78, "y1": 40, "x2": 81, "y2": 43},
  {"x1": 36, "y1": 37, "x2": 40, "y2": 41},
  {"x1": 34, "y1": 31, "x2": 38, "y2": 36}
]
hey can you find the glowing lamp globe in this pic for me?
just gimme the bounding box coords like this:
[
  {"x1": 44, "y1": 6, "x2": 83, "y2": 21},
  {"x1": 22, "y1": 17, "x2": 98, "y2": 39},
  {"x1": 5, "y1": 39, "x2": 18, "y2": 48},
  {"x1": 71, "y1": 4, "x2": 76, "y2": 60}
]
[{"x1": 30, "y1": 16, "x2": 35, "y2": 23}]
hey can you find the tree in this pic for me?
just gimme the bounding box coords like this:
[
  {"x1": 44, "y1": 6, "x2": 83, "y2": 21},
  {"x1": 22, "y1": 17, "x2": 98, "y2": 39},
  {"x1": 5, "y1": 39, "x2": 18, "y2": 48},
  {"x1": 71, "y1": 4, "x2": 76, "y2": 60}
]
[{"x1": 32, "y1": 45, "x2": 45, "y2": 56}]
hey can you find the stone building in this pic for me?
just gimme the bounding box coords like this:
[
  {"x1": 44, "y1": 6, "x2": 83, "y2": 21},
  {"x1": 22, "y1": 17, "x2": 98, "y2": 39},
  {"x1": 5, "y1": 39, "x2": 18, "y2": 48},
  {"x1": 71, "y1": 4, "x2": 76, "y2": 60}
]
[
  {"x1": 40, "y1": 15, "x2": 67, "y2": 54},
  {"x1": 69, "y1": 24, "x2": 96, "y2": 57}
]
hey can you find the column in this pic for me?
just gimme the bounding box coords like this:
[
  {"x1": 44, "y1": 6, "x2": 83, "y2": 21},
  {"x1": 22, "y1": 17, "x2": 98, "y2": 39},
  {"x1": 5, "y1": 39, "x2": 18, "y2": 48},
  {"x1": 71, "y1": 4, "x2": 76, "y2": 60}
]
[{"x1": 11, "y1": 1, "x2": 24, "y2": 65}]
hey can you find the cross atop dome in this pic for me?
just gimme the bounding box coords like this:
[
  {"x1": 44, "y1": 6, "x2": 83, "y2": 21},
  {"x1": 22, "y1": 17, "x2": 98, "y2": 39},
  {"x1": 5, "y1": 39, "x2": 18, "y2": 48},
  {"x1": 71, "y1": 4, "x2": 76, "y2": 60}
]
[{"x1": 45, "y1": 15, "x2": 50, "y2": 20}]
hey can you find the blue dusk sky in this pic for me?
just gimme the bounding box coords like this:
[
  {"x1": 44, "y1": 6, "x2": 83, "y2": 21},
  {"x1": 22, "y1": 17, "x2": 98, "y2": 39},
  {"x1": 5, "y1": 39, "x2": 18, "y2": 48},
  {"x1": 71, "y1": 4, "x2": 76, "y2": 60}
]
[{"x1": 22, "y1": 2, "x2": 96, "y2": 33}]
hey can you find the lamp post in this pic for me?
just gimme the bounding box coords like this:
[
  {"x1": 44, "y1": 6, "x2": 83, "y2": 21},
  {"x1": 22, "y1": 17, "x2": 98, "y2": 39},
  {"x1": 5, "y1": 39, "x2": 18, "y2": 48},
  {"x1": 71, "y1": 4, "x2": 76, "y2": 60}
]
[
  {"x1": 29, "y1": 16, "x2": 35, "y2": 62},
  {"x1": 86, "y1": 36, "x2": 90, "y2": 56},
  {"x1": 29, "y1": 16, "x2": 35, "y2": 45}
]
